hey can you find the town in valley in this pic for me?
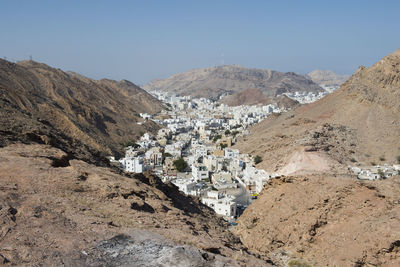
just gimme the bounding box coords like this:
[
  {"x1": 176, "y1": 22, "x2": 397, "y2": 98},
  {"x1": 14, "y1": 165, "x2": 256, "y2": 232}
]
[{"x1": 111, "y1": 89, "x2": 400, "y2": 221}]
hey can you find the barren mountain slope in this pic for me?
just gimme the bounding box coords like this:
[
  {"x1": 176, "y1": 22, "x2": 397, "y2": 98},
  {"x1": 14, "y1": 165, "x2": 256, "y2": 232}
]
[
  {"x1": 0, "y1": 144, "x2": 269, "y2": 266},
  {"x1": 308, "y1": 70, "x2": 350, "y2": 86},
  {"x1": 0, "y1": 59, "x2": 163, "y2": 160},
  {"x1": 234, "y1": 175, "x2": 400, "y2": 266},
  {"x1": 221, "y1": 88, "x2": 299, "y2": 109},
  {"x1": 235, "y1": 49, "x2": 400, "y2": 174},
  {"x1": 144, "y1": 65, "x2": 323, "y2": 100}
]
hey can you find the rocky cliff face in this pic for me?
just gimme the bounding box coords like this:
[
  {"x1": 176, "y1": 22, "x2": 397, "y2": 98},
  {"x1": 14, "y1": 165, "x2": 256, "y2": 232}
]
[
  {"x1": 234, "y1": 49, "x2": 400, "y2": 174},
  {"x1": 307, "y1": 70, "x2": 350, "y2": 86},
  {"x1": 144, "y1": 65, "x2": 323, "y2": 100},
  {"x1": 0, "y1": 59, "x2": 163, "y2": 161}
]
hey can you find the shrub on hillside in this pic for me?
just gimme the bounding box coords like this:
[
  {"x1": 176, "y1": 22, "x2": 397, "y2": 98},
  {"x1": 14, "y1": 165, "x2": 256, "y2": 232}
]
[{"x1": 254, "y1": 155, "x2": 262, "y2": 164}]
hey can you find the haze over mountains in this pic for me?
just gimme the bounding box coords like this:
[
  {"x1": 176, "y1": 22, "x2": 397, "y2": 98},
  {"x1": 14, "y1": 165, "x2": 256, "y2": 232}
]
[
  {"x1": 144, "y1": 65, "x2": 324, "y2": 102},
  {"x1": 0, "y1": 59, "x2": 163, "y2": 161},
  {"x1": 307, "y1": 70, "x2": 350, "y2": 86}
]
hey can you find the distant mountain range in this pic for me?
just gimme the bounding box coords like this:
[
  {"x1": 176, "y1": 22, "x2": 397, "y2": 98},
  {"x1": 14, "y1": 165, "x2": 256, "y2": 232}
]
[
  {"x1": 220, "y1": 88, "x2": 300, "y2": 109},
  {"x1": 307, "y1": 70, "x2": 350, "y2": 86},
  {"x1": 144, "y1": 65, "x2": 323, "y2": 104},
  {"x1": 0, "y1": 59, "x2": 163, "y2": 161}
]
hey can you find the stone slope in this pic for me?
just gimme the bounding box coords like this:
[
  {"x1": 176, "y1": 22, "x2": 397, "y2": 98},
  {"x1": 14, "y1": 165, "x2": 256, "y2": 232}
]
[
  {"x1": 235, "y1": 49, "x2": 400, "y2": 174},
  {"x1": 144, "y1": 65, "x2": 323, "y2": 100},
  {"x1": 307, "y1": 70, "x2": 350, "y2": 86},
  {"x1": 0, "y1": 59, "x2": 163, "y2": 160},
  {"x1": 221, "y1": 88, "x2": 299, "y2": 109},
  {"x1": 0, "y1": 144, "x2": 269, "y2": 266},
  {"x1": 234, "y1": 174, "x2": 400, "y2": 266}
]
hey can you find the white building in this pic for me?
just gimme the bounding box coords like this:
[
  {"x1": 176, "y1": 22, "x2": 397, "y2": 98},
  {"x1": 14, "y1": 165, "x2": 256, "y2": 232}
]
[
  {"x1": 165, "y1": 144, "x2": 182, "y2": 158},
  {"x1": 358, "y1": 170, "x2": 380, "y2": 180},
  {"x1": 172, "y1": 178, "x2": 197, "y2": 195},
  {"x1": 194, "y1": 146, "x2": 208, "y2": 158},
  {"x1": 224, "y1": 148, "x2": 239, "y2": 159},
  {"x1": 242, "y1": 166, "x2": 270, "y2": 193},
  {"x1": 145, "y1": 147, "x2": 163, "y2": 167},
  {"x1": 201, "y1": 191, "x2": 236, "y2": 218},
  {"x1": 192, "y1": 165, "x2": 209, "y2": 181},
  {"x1": 120, "y1": 157, "x2": 145, "y2": 173}
]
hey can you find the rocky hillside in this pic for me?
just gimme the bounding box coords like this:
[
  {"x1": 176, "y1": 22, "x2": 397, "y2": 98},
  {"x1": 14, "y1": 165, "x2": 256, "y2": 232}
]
[
  {"x1": 0, "y1": 59, "x2": 163, "y2": 161},
  {"x1": 235, "y1": 174, "x2": 400, "y2": 266},
  {"x1": 235, "y1": 49, "x2": 400, "y2": 174},
  {"x1": 0, "y1": 144, "x2": 268, "y2": 266},
  {"x1": 307, "y1": 70, "x2": 350, "y2": 86},
  {"x1": 221, "y1": 88, "x2": 299, "y2": 109},
  {"x1": 144, "y1": 65, "x2": 323, "y2": 101}
]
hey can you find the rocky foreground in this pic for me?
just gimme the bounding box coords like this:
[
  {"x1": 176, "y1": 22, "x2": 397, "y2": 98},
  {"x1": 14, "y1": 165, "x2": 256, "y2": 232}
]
[
  {"x1": 0, "y1": 144, "x2": 268, "y2": 266},
  {"x1": 235, "y1": 174, "x2": 400, "y2": 266}
]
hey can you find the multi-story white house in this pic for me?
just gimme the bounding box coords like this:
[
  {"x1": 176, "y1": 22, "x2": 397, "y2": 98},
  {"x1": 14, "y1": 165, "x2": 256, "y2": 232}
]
[
  {"x1": 171, "y1": 179, "x2": 197, "y2": 195},
  {"x1": 120, "y1": 157, "x2": 145, "y2": 173},
  {"x1": 194, "y1": 146, "x2": 208, "y2": 159},
  {"x1": 201, "y1": 191, "x2": 236, "y2": 218},
  {"x1": 192, "y1": 165, "x2": 209, "y2": 181},
  {"x1": 224, "y1": 148, "x2": 239, "y2": 159},
  {"x1": 164, "y1": 144, "x2": 182, "y2": 158},
  {"x1": 145, "y1": 147, "x2": 163, "y2": 167}
]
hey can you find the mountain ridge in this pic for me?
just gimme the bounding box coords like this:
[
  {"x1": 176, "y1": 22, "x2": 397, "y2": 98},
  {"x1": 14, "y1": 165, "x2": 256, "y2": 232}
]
[
  {"x1": 234, "y1": 48, "x2": 400, "y2": 174},
  {"x1": 144, "y1": 65, "x2": 323, "y2": 101},
  {"x1": 0, "y1": 59, "x2": 163, "y2": 161},
  {"x1": 307, "y1": 70, "x2": 350, "y2": 86},
  {"x1": 233, "y1": 48, "x2": 400, "y2": 266}
]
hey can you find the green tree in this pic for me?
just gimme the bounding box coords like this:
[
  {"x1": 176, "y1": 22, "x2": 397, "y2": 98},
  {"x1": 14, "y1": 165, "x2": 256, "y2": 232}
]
[
  {"x1": 397, "y1": 155, "x2": 400, "y2": 164},
  {"x1": 164, "y1": 152, "x2": 172, "y2": 158},
  {"x1": 123, "y1": 141, "x2": 140, "y2": 148},
  {"x1": 213, "y1": 134, "x2": 222, "y2": 143},
  {"x1": 224, "y1": 129, "x2": 231, "y2": 135},
  {"x1": 378, "y1": 169, "x2": 385, "y2": 179},
  {"x1": 173, "y1": 157, "x2": 188, "y2": 172},
  {"x1": 254, "y1": 155, "x2": 262, "y2": 164},
  {"x1": 220, "y1": 143, "x2": 228, "y2": 149}
]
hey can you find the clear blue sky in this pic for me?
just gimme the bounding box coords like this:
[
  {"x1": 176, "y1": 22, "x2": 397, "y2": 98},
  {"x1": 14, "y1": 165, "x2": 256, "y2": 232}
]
[{"x1": 1, "y1": 0, "x2": 399, "y2": 84}]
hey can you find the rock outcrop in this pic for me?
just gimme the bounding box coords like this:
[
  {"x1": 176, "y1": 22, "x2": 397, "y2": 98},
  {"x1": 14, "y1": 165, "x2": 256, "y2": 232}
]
[
  {"x1": 144, "y1": 65, "x2": 323, "y2": 101},
  {"x1": 0, "y1": 59, "x2": 163, "y2": 161},
  {"x1": 307, "y1": 70, "x2": 350, "y2": 86},
  {"x1": 235, "y1": 175, "x2": 400, "y2": 266},
  {"x1": 0, "y1": 144, "x2": 268, "y2": 266},
  {"x1": 232, "y1": 49, "x2": 400, "y2": 266},
  {"x1": 234, "y1": 49, "x2": 400, "y2": 173},
  {"x1": 221, "y1": 88, "x2": 299, "y2": 109}
]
